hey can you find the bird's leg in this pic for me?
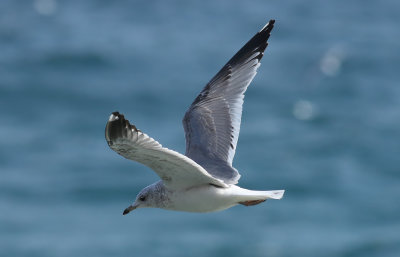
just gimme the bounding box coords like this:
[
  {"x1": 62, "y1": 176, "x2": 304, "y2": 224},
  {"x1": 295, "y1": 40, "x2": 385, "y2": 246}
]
[{"x1": 239, "y1": 199, "x2": 266, "y2": 206}]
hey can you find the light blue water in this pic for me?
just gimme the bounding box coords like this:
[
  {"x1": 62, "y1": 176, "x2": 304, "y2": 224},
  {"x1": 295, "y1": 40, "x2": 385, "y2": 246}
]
[{"x1": 1, "y1": 1, "x2": 400, "y2": 256}]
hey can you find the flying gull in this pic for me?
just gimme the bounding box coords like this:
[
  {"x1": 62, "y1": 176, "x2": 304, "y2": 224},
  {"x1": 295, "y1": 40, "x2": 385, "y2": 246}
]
[{"x1": 105, "y1": 19, "x2": 284, "y2": 214}]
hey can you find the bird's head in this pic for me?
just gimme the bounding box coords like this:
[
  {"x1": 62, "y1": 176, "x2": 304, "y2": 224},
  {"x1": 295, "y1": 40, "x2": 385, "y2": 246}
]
[{"x1": 123, "y1": 182, "x2": 166, "y2": 215}]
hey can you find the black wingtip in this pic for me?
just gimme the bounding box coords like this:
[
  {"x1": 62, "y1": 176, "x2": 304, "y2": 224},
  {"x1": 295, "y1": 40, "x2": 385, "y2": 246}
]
[
  {"x1": 226, "y1": 19, "x2": 275, "y2": 66},
  {"x1": 260, "y1": 19, "x2": 275, "y2": 33},
  {"x1": 259, "y1": 19, "x2": 275, "y2": 40},
  {"x1": 105, "y1": 111, "x2": 141, "y2": 146},
  {"x1": 105, "y1": 111, "x2": 128, "y2": 145}
]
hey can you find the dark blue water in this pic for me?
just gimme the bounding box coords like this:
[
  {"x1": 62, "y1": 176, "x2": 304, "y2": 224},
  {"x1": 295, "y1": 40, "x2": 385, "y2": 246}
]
[{"x1": 1, "y1": 0, "x2": 399, "y2": 256}]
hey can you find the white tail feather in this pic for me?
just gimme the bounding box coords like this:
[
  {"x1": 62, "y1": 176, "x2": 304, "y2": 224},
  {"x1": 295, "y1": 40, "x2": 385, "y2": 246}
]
[
  {"x1": 233, "y1": 186, "x2": 285, "y2": 202},
  {"x1": 264, "y1": 190, "x2": 285, "y2": 200}
]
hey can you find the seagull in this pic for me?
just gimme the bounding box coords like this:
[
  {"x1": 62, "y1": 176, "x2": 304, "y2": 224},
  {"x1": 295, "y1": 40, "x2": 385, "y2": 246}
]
[{"x1": 105, "y1": 19, "x2": 284, "y2": 214}]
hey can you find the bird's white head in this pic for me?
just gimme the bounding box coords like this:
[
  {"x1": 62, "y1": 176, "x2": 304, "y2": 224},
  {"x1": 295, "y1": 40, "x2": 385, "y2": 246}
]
[{"x1": 123, "y1": 181, "x2": 167, "y2": 215}]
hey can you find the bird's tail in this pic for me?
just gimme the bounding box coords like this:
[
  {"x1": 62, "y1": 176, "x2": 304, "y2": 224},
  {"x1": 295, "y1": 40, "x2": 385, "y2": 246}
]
[
  {"x1": 263, "y1": 190, "x2": 285, "y2": 200},
  {"x1": 237, "y1": 188, "x2": 285, "y2": 206}
]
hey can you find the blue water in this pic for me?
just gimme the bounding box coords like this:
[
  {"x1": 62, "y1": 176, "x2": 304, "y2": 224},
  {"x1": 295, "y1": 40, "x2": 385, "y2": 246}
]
[{"x1": 1, "y1": 0, "x2": 400, "y2": 256}]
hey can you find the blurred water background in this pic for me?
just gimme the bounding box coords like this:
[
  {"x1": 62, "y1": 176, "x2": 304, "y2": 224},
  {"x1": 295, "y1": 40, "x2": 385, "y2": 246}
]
[{"x1": 1, "y1": 0, "x2": 400, "y2": 256}]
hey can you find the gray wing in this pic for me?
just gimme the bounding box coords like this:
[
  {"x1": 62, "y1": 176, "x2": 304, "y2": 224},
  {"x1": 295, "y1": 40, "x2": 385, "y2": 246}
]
[
  {"x1": 106, "y1": 112, "x2": 227, "y2": 190},
  {"x1": 182, "y1": 20, "x2": 275, "y2": 184}
]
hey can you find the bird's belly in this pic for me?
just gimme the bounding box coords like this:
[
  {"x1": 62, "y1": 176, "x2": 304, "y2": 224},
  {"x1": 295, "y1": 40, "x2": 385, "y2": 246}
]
[{"x1": 166, "y1": 185, "x2": 238, "y2": 213}]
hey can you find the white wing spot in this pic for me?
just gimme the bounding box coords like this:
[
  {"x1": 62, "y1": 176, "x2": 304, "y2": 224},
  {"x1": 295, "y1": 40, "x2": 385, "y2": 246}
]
[{"x1": 109, "y1": 114, "x2": 119, "y2": 121}]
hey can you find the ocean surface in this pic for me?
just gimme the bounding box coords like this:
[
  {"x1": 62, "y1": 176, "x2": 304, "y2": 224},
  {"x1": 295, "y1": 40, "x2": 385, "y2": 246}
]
[{"x1": 1, "y1": 0, "x2": 399, "y2": 256}]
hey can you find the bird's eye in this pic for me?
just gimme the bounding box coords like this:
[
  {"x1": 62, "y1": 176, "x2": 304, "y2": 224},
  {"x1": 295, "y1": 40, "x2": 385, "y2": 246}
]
[{"x1": 139, "y1": 195, "x2": 146, "y2": 201}]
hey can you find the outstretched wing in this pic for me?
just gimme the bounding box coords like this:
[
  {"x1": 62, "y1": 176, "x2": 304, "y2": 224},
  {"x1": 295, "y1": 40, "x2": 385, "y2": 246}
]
[
  {"x1": 105, "y1": 112, "x2": 227, "y2": 190},
  {"x1": 182, "y1": 20, "x2": 275, "y2": 184}
]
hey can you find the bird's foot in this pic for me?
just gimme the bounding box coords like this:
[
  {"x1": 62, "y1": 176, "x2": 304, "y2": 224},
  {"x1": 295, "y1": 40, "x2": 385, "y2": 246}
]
[{"x1": 239, "y1": 199, "x2": 266, "y2": 206}]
